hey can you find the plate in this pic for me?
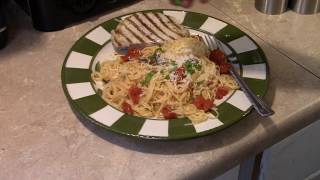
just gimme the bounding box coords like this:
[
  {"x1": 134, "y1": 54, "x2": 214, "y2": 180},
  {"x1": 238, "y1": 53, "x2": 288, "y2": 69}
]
[{"x1": 61, "y1": 9, "x2": 269, "y2": 140}]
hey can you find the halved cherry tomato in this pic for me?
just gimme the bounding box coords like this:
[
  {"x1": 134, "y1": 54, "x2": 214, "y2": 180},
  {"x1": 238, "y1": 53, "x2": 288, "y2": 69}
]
[
  {"x1": 209, "y1": 49, "x2": 226, "y2": 65},
  {"x1": 121, "y1": 55, "x2": 129, "y2": 62},
  {"x1": 174, "y1": 66, "x2": 186, "y2": 81},
  {"x1": 215, "y1": 86, "x2": 229, "y2": 99},
  {"x1": 193, "y1": 95, "x2": 205, "y2": 109},
  {"x1": 129, "y1": 86, "x2": 143, "y2": 104},
  {"x1": 161, "y1": 105, "x2": 177, "y2": 119},
  {"x1": 219, "y1": 63, "x2": 232, "y2": 74},
  {"x1": 203, "y1": 99, "x2": 214, "y2": 112},
  {"x1": 122, "y1": 102, "x2": 133, "y2": 115},
  {"x1": 127, "y1": 48, "x2": 141, "y2": 59},
  {"x1": 120, "y1": 48, "x2": 141, "y2": 62},
  {"x1": 193, "y1": 95, "x2": 214, "y2": 112}
]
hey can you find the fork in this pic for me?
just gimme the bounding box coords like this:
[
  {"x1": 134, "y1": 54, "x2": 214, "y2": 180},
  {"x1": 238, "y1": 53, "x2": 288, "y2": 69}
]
[{"x1": 205, "y1": 35, "x2": 274, "y2": 117}]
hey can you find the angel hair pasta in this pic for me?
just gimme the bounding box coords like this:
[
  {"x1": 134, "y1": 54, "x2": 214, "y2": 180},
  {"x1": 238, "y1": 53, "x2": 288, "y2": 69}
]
[{"x1": 92, "y1": 37, "x2": 239, "y2": 124}]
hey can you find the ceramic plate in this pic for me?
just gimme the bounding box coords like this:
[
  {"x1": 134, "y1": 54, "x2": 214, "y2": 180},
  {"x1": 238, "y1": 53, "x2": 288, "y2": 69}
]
[{"x1": 61, "y1": 9, "x2": 269, "y2": 140}]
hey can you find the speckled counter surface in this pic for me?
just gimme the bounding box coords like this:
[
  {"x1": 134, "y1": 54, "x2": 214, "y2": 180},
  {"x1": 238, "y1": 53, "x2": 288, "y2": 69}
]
[{"x1": 0, "y1": 0, "x2": 320, "y2": 180}]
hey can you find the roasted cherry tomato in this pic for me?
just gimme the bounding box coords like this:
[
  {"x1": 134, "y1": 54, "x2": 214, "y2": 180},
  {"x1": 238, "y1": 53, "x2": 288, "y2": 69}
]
[
  {"x1": 209, "y1": 49, "x2": 226, "y2": 65},
  {"x1": 215, "y1": 86, "x2": 229, "y2": 100},
  {"x1": 174, "y1": 66, "x2": 186, "y2": 81},
  {"x1": 121, "y1": 48, "x2": 141, "y2": 62},
  {"x1": 122, "y1": 102, "x2": 133, "y2": 115},
  {"x1": 127, "y1": 48, "x2": 141, "y2": 58},
  {"x1": 193, "y1": 95, "x2": 214, "y2": 112},
  {"x1": 129, "y1": 85, "x2": 143, "y2": 104},
  {"x1": 161, "y1": 105, "x2": 177, "y2": 119},
  {"x1": 219, "y1": 63, "x2": 232, "y2": 74},
  {"x1": 193, "y1": 95, "x2": 205, "y2": 109},
  {"x1": 121, "y1": 55, "x2": 129, "y2": 62},
  {"x1": 203, "y1": 99, "x2": 214, "y2": 112}
]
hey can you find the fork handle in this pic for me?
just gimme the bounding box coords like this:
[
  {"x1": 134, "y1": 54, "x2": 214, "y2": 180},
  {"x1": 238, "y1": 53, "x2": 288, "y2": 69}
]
[{"x1": 229, "y1": 68, "x2": 274, "y2": 117}]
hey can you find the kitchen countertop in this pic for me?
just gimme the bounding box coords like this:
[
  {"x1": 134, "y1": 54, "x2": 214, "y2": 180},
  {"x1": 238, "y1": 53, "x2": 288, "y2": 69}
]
[
  {"x1": 209, "y1": 0, "x2": 320, "y2": 78},
  {"x1": 1, "y1": 0, "x2": 320, "y2": 179}
]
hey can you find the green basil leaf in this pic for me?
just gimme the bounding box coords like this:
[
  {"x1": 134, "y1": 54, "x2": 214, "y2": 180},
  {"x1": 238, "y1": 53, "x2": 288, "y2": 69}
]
[{"x1": 141, "y1": 71, "x2": 156, "y2": 86}]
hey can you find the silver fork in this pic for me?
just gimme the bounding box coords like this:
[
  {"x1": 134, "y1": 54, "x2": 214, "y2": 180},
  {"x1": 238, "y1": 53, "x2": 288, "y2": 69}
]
[{"x1": 204, "y1": 35, "x2": 274, "y2": 117}]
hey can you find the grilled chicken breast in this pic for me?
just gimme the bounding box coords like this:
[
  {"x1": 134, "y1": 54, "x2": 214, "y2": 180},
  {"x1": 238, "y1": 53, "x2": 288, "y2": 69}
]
[{"x1": 111, "y1": 12, "x2": 190, "y2": 50}]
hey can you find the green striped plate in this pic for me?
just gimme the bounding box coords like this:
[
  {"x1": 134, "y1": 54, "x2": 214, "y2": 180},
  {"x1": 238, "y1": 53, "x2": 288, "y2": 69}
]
[{"x1": 61, "y1": 9, "x2": 269, "y2": 140}]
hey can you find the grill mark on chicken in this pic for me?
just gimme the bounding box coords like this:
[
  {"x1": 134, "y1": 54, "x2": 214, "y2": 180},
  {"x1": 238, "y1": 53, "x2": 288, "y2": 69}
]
[
  {"x1": 138, "y1": 13, "x2": 170, "y2": 40},
  {"x1": 111, "y1": 31, "x2": 125, "y2": 47},
  {"x1": 154, "y1": 12, "x2": 183, "y2": 37},
  {"x1": 158, "y1": 13, "x2": 187, "y2": 36},
  {"x1": 130, "y1": 16, "x2": 161, "y2": 43},
  {"x1": 141, "y1": 12, "x2": 175, "y2": 40},
  {"x1": 133, "y1": 14, "x2": 165, "y2": 41},
  {"x1": 126, "y1": 18, "x2": 155, "y2": 43},
  {"x1": 111, "y1": 12, "x2": 190, "y2": 49},
  {"x1": 122, "y1": 22, "x2": 144, "y2": 43},
  {"x1": 115, "y1": 29, "x2": 133, "y2": 43},
  {"x1": 112, "y1": 35, "x2": 121, "y2": 47},
  {"x1": 167, "y1": 16, "x2": 184, "y2": 31}
]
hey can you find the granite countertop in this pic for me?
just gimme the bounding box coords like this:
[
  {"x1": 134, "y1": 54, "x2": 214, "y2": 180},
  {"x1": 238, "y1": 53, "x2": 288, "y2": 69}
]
[{"x1": 1, "y1": 0, "x2": 320, "y2": 179}]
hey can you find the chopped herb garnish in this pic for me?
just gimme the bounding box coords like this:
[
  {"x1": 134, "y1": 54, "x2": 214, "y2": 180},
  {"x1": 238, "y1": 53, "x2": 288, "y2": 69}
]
[
  {"x1": 147, "y1": 47, "x2": 164, "y2": 65},
  {"x1": 148, "y1": 54, "x2": 157, "y2": 64},
  {"x1": 155, "y1": 47, "x2": 164, "y2": 53},
  {"x1": 184, "y1": 61, "x2": 195, "y2": 74},
  {"x1": 141, "y1": 71, "x2": 156, "y2": 86},
  {"x1": 194, "y1": 63, "x2": 202, "y2": 70},
  {"x1": 170, "y1": 60, "x2": 177, "y2": 66},
  {"x1": 183, "y1": 60, "x2": 202, "y2": 75},
  {"x1": 165, "y1": 74, "x2": 170, "y2": 80}
]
